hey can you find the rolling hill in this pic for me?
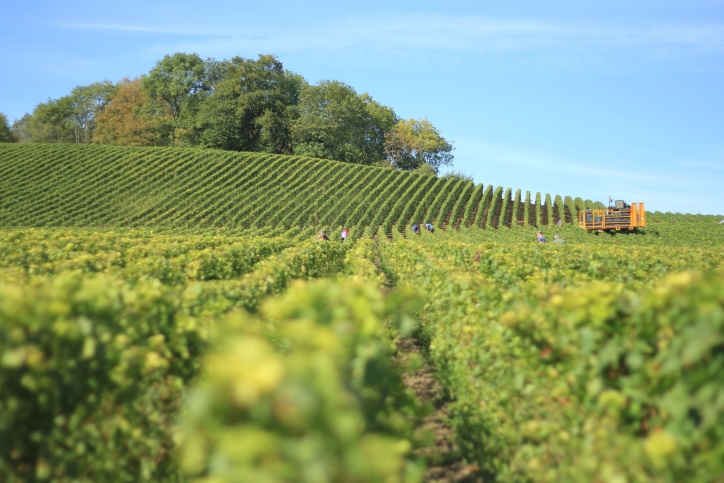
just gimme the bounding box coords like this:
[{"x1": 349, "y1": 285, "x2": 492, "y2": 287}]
[{"x1": 0, "y1": 143, "x2": 600, "y2": 235}]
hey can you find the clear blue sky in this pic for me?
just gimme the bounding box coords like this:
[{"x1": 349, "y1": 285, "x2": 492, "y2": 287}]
[{"x1": 2, "y1": 0, "x2": 723, "y2": 215}]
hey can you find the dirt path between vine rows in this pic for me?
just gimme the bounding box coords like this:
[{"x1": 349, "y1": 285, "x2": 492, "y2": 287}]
[
  {"x1": 374, "y1": 244, "x2": 482, "y2": 481},
  {"x1": 394, "y1": 336, "x2": 483, "y2": 482}
]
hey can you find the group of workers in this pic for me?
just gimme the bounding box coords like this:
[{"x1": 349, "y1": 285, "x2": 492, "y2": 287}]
[
  {"x1": 317, "y1": 228, "x2": 350, "y2": 241},
  {"x1": 536, "y1": 231, "x2": 566, "y2": 244},
  {"x1": 317, "y1": 224, "x2": 436, "y2": 241},
  {"x1": 411, "y1": 223, "x2": 434, "y2": 234},
  {"x1": 317, "y1": 225, "x2": 566, "y2": 244}
]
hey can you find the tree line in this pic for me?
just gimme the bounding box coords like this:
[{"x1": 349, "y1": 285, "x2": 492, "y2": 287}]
[{"x1": 1, "y1": 53, "x2": 454, "y2": 174}]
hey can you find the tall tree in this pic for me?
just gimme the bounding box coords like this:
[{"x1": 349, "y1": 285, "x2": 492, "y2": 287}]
[
  {"x1": 0, "y1": 113, "x2": 17, "y2": 142},
  {"x1": 197, "y1": 54, "x2": 302, "y2": 153},
  {"x1": 25, "y1": 97, "x2": 76, "y2": 143},
  {"x1": 142, "y1": 53, "x2": 208, "y2": 145},
  {"x1": 359, "y1": 93, "x2": 398, "y2": 163},
  {"x1": 93, "y1": 78, "x2": 171, "y2": 146},
  {"x1": 384, "y1": 118, "x2": 454, "y2": 174},
  {"x1": 11, "y1": 115, "x2": 31, "y2": 143},
  {"x1": 291, "y1": 81, "x2": 397, "y2": 165},
  {"x1": 69, "y1": 81, "x2": 116, "y2": 143}
]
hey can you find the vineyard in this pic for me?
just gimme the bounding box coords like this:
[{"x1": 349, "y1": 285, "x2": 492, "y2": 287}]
[
  {"x1": 0, "y1": 144, "x2": 612, "y2": 235},
  {"x1": 1, "y1": 144, "x2": 723, "y2": 482}
]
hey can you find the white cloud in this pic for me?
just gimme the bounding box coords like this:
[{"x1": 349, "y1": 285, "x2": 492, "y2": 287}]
[
  {"x1": 55, "y1": 22, "x2": 227, "y2": 37},
  {"x1": 56, "y1": 14, "x2": 724, "y2": 60}
]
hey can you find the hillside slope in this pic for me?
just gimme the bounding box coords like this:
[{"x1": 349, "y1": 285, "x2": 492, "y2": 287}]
[{"x1": 0, "y1": 144, "x2": 590, "y2": 235}]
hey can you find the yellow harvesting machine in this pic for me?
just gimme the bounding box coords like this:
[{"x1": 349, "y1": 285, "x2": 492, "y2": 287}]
[{"x1": 578, "y1": 199, "x2": 646, "y2": 233}]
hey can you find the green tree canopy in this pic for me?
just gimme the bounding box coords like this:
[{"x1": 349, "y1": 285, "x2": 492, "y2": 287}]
[
  {"x1": 11, "y1": 115, "x2": 31, "y2": 143},
  {"x1": 0, "y1": 113, "x2": 17, "y2": 142},
  {"x1": 197, "y1": 54, "x2": 302, "y2": 153},
  {"x1": 442, "y1": 170, "x2": 474, "y2": 183},
  {"x1": 292, "y1": 81, "x2": 397, "y2": 165},
  {"x1": 359, "y1": 93, "x2": 398, "y2": 163},
  {"x1": 13, "y1": 52, "x2": 456, "y2": 174},
  {"x1": 413, "y1": 162, "x2": 437, "y2": 177},
  {"x1": 384, "y1": 118, "x2": 454, "y2": 174},
  {"x1": 69, "y1": 81, "x2": 116, "y2": 143},
  {"x1": 17, "y1": 82, "x2": 115, "y2": 144},
  {"x1": 25, "y1": 97, "x2": 76, "y2": 143},
  {"x1": 142, "y1": 53, "x2": 208, "y2": 145}
]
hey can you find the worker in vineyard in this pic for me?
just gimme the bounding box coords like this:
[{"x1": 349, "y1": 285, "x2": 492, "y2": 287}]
[
  {"x1": 552, "y1": 233, "x2": 566, "y2": 244},
  {"x1": 536, "y1": 230, "x2": 547, "y2": 244},
  {"x1": 317, "y1": 230, "x2": 329, "y2": 241},
  {"x1": 425, "y1": 223, "x2": 434, "y2": 233},
  {"x1": 340, "y1": 228, "x2": 349, "y2": 242},
  {"x1": 411, "y1": 224, "x2": 421, "y2": 235}
]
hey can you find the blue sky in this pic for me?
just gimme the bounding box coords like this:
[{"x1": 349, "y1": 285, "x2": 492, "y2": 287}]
[{"x1": 2, "y1": 0, "x2": 723, "y2": 215}]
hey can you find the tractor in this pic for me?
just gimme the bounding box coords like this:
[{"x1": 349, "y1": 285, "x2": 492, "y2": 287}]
[{"x1": 578, "y1": 199, "x2": 646, "y2": 233}]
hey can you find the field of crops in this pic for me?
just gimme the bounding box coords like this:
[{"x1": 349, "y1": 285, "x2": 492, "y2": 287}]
[
  {"x1": 0, "y1": 144, "x2": 612, "y2": 235},
  {"x1": 1, "y1": 144, "x2": 723, "y2": 482}
]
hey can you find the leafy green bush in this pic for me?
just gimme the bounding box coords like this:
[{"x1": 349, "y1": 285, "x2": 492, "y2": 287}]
[
  {"x1": 0, "y1": 273, "x2": 201, "y2": 482},
  {"x1": 380, "y1": 237, "x2": 724, "y2": 482},
  {"x1": 177, "y1": 278, "x2": 425, "y2": 483}
]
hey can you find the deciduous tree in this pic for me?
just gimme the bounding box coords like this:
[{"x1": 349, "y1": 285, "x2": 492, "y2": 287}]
[
  {"x1": 25, "y1": 97, "x2": 76, "y2": 143},
  {"x1": 93, "y1": 78, "x2": 171, "y2": 146},
  {"x1": 442, "y1": 170, "x2": 474, "y2": 183},
  {"x1": 359, "y1": 93, "x2": 398, "y2": 163},
  {"x1": 384, "y1": 118, "x2": 453, "y2": 174},
  {"x1": 0, "y1": 113, "x2": 17, "y2": 142},
  {"x1": 11, "y1": 115, "x2": 31, "y2": 143},
  {"x1": 142, "y1": 53, "x2": 208, "y2": 145},
  {"x1": 292, "y1": 81, "x2": 397, "y2": 165},
  {"x1": 69, "y1": 80, "x2": 116, "y2": 143},
  {"x1": 197, "y1": 54, "x2": 302, "y2": 153}
]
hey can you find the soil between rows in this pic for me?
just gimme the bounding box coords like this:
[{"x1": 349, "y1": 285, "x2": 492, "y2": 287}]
[{"x1": 395, "y1": 336, "x2": 482, "y2": 482}]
